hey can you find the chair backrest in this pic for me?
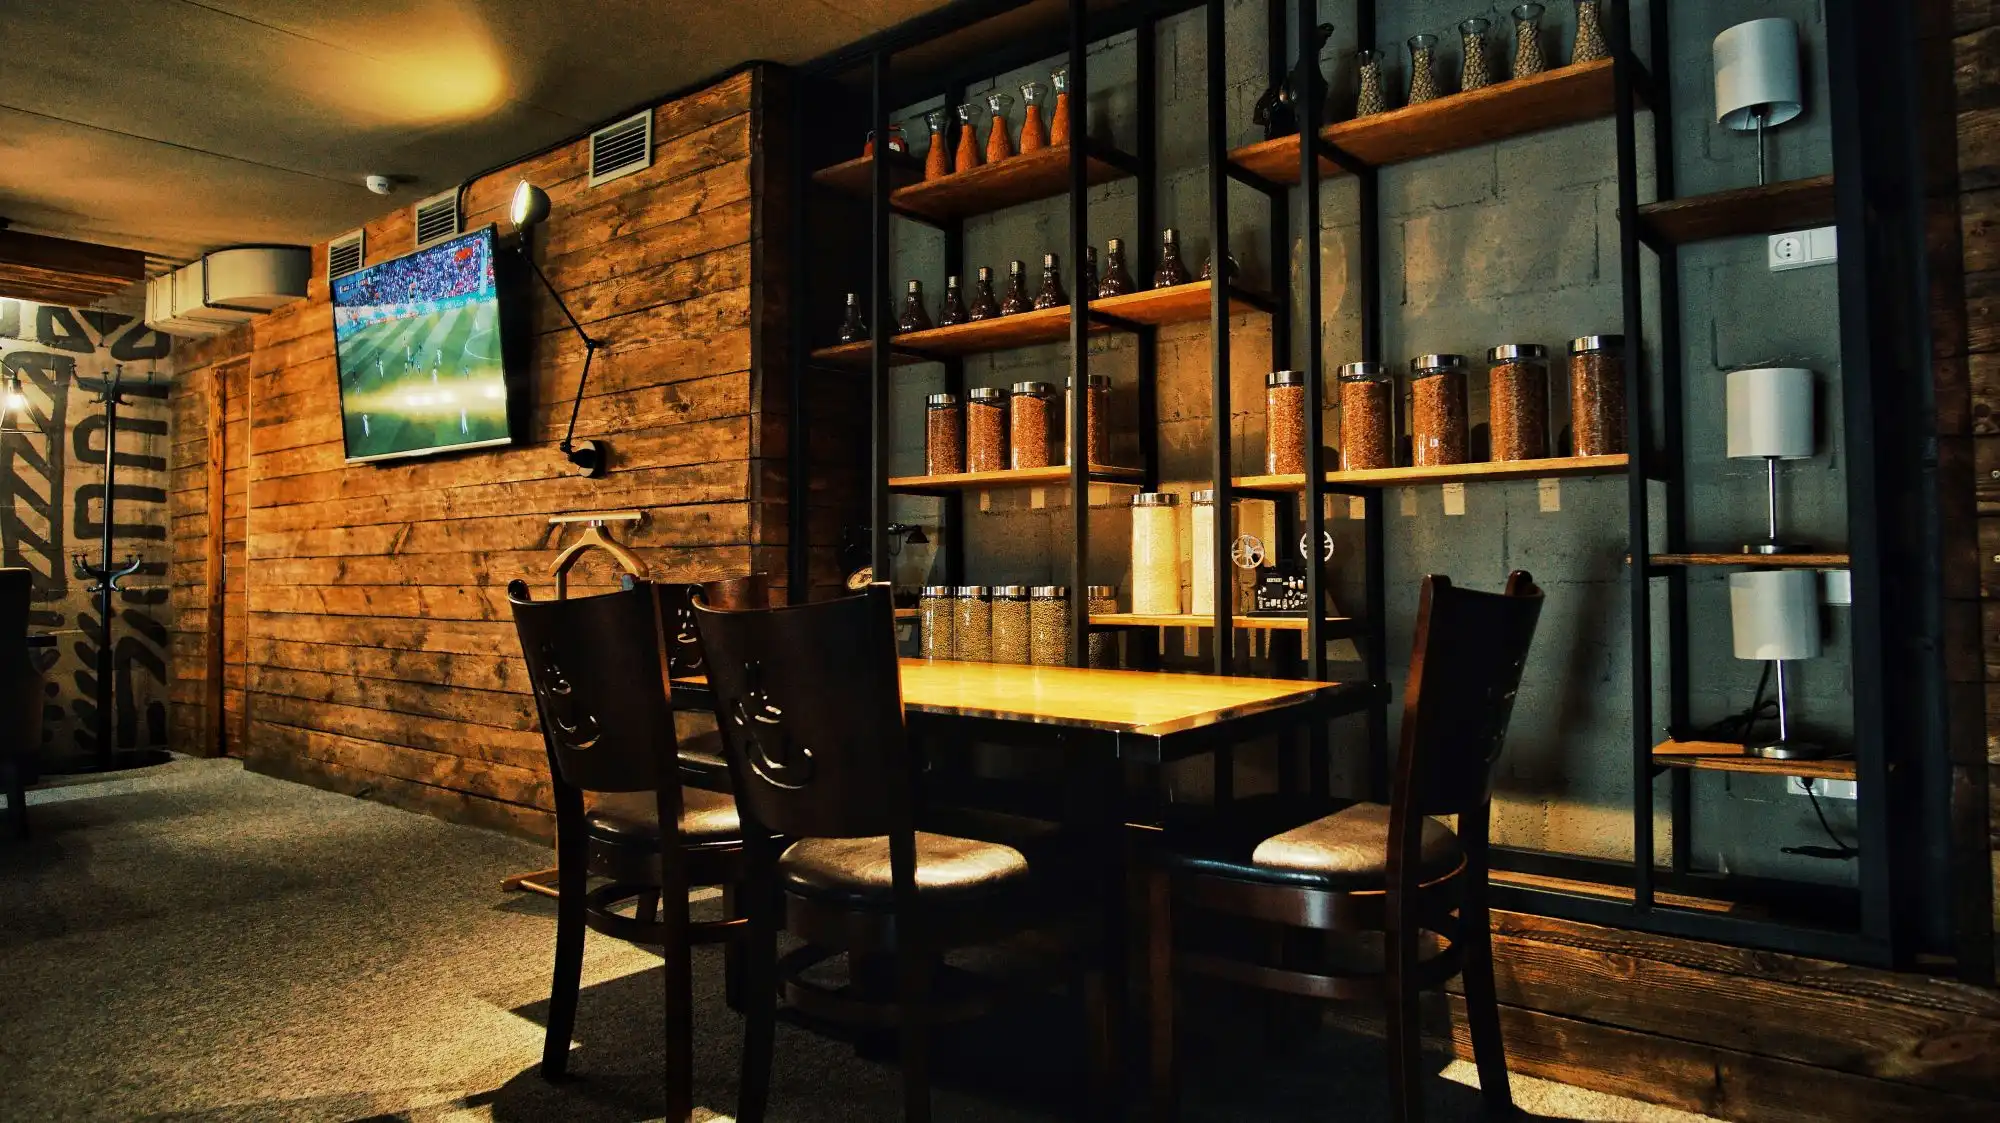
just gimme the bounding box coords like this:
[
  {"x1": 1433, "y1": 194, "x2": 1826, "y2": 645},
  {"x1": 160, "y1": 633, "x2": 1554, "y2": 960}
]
[
  {"x1": 507, "y1": 577, "x2": 678, "y2": 795},
  {"x1": 692, "y1": 583, "x2": 909, "y2": 840},
  {"x1": 1, "y1": 568, "x2": 31, "y2": 677},
  {"x1": 1393, "y1": 571, "x2": 1544, "y2": 819},
  {"x1": 656, "y1": 574, "x2": 771, "y2": 680}
]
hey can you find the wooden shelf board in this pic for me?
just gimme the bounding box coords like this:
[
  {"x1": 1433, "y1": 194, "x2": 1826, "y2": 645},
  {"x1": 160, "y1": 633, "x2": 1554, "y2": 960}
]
[
  {"x1": 1091, "y1": 280, "x2": 1270, "y2": 325},
  {"x1": 894, "y1": 607, "x2": 917, "y2": 621},
  {"x1": 826, "y1": 144, "x2": 1131, "y2": 223},
  {"x1": 1650, "y1": 552, "x2": 1850, "y2": 569},
  {"x1": 809, "y1": 152, "x2": 923, "y2": 197},
  {"x1": 1234, "y1": 454, "x2": 1628, "y2": 491},
  {"x1": 1090, "y1": 613, "x2": 1360, "y2": 634},
  {"x1": 1489, "y1": 869, "x2": 1741, "y2": 915},
  {"x1": 1635, "y1": 175, "x2": 1836, "y2": 246},
  {"x1": 1652, "y1": 739, "x2": 1858, "y2": 782},
  {"x1": 1229, "y1": 59, "x2": 1620, "y2": 185},
  {"x1": 807, "y1": 339, "x2": 926, "y2": 368},
  {"x1": 889, "y1": 464, "x2": 1146, "y2": 492}
]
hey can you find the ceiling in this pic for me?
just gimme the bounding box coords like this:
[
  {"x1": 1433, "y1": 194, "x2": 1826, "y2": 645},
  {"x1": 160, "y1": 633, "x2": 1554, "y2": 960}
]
[{"x1": 0, "y1": 0, "x2": 953, "y2": 264}]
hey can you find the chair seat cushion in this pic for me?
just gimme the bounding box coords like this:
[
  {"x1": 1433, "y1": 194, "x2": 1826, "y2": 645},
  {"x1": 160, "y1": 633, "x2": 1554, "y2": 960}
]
[
  {"x1": 1159, "y1": 795, "x2": 1463, "y2": 891},
  {"x1": 678, "y1": 729, "x2": 730, "y2": 790},
  {"x1": 778, "y1": 831, "x2": 1034, "y2": 909},
  {"x1": 585, "y1": 787, "x2": 741, "y2": 845}
]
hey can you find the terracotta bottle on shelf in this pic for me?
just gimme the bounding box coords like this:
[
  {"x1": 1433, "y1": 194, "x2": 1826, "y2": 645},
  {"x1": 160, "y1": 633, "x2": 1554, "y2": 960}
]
[
  {"x1": 969, "y1": 266, "x2": 1002, "y2": 320},
  {"x1": 1001, "y1": 260, "x2": 1032, "y2": 315},
  {"x1": 838, "y1": 292, "x2": 867, "y2": 343},
  {"x1": 1049, "y1": 66, "x2": 1072, "y2": 146},
  {"x1": 954, "y1": 103, "x2": 983, "y2": 173},
  {"x1": 938, "y1": 275, "x2": 969, "y2": 326},
  {"x1": 923, "y1": 108, "x2": 952, "y2": 181},
  {"x1": 984, "y1": 91, "x2": 1015, "y2": 163},
  {"x1": 898, "y1": 279, "x2": 932, "y2": 333},
  {"x1": 1154, "y1": 228, "x2": 1192, "y2": 288},
  {"x1": 1099, "y1": 238, "x2": 1136, "y2": 296},
  {"x1": 1018, "y1": 82, "x2": 1049, "y2": 153},
  {"x1": 1033, "y1": 253, "x2": 1069, "y2": 310}
]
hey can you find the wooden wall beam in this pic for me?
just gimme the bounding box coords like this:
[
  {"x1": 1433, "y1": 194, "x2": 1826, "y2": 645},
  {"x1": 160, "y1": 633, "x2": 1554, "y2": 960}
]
[{"x1": 0, "y1": 229, "x2": 146, "y2": 305}]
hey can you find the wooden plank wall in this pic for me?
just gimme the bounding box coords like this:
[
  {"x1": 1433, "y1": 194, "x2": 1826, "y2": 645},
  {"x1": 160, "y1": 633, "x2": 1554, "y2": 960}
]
[
  {"x1": 168, "y1": 331, "x2": 251, "y2": 756},
  {"x1": 163, "y1": 67, "x2": 857, "y2": 833}
]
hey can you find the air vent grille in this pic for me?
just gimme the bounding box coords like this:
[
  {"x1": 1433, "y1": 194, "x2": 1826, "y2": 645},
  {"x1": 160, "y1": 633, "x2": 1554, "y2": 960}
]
[
  {"x1": 327, "y1": 229, "x2": 365, "y2": 281},
  {"x1": 413, "y1": 190, "x2": 460, "y2": 249},
  {"x1": 589, "y1": 111, "x2": 653, "y2": 187}
]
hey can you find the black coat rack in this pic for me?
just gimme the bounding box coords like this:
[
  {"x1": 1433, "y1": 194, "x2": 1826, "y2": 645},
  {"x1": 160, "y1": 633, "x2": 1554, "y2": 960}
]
[{"x1": 70, "y1": 365, "x2": 144, "y2": 772}]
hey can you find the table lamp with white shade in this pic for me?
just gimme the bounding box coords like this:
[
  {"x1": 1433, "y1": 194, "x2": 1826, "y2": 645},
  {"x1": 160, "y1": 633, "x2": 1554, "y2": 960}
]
[
  {"x1": 1714, "y1": 18, "x2": 1802, "y2": 187},
  {"x1": 1727, "y1": 366, "x2": 1814, "y2": 555},
  {"x1": 1729, "y1": 569, "x2": 1824, "y2": 760}
]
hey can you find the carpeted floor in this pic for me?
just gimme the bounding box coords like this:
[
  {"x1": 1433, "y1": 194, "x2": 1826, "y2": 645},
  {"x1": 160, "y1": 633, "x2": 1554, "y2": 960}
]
[{"x1": 0, "y1": 758, "x2": 1720, "y2": 1123}]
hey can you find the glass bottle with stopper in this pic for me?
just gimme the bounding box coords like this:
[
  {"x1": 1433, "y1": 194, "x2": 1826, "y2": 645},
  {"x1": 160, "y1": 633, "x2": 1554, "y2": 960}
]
[
  {"x1": 923, "y1": 108, "x2": 952, "y2": 181},
  {"x1": 1000, "y1": 260, "x2": 1032, "y2": 315},
  {"x1": 837, "y1": 292, "x2": 866, "y2": 343},
  {"x1": 1252, "y1": 21, "x2": 1333, "y2": 139},
  {"x1": 1033, "y1": 253, "x2": 1069, "y2": 310},
  {"x1": 1153, "y1": 228, "x2": 1191, "y2": 288},
  {"x1": 1048, "y1": 67, "x2": 1072, "y2": 146},
  {"x1": 1098, "y1": 238, "x2": 1136, "y2": 296},
  {"x1": 938, "y1": 275, "x2": 968, "y2": 326},
  {"x1": 969, "y1": 266, "x2": 1002, "y2": 320},
  {"x1": 1018, "y1": 81, "x2": 1049, "y2": 153},
  {"x1": 984, "y1": 91, "x2": 1015, "y2": 163},
  {"x1": 897, "y1": 280, "x2": 932, "y2": 333}
]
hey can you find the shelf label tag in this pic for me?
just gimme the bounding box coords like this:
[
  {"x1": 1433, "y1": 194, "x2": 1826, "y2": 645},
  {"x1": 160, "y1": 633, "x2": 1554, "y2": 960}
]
[
  {"x1": 1538, "y1": 478, "x2": 1562, "y2": 512},
  {"x1": 1442, "y1": 483, "x2": 1466, "y2": 516}
]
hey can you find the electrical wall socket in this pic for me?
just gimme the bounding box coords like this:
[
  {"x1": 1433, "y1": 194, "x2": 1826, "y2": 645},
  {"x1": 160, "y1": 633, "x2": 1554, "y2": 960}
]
[
  {"x1": 1788, "y1": 776, "x2": 1858, "y2": 800},
  {"x1": 1769, "y1": 225, "x2": 1838, "y2": 272}
]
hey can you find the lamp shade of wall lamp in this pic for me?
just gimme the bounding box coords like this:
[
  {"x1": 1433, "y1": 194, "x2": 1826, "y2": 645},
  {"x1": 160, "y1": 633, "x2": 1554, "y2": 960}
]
[
  {"x1": 508, "y1": 178, "x2": 605, "y2": 478},
  {"x1": 1714, "y1": 18, "x2": 1802, "y2": 187},
  {"x1": 1726, "y1": 366, "x2": 1813, "y2": 555},
  {"x1": 1, "y1": 372, "x2": 37, "y2": 435},
  {"x1": 509, "y1": 181, "x2": 551, "y2": 230},
  {"x1": 1729, "y1": 569, "x2": 1824, "y2": 759}
]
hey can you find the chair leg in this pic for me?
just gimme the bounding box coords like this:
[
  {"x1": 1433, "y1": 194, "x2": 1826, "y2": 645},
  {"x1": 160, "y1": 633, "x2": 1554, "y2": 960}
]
[
  {"x1": 1383, "y1": 923, "x2": 1424, "y2": 1123},
  {"x1": 662, "y1": 867, "x2": 694, "y2": 1122},
  {"x1": 898, "y1": 940, "x2": 934, "y2": 1123},
  {"x1": 722, "y1": 881, "x2": 745, "y2": 1013},
  {"x1": 542, "y1": 831, "x2": 588, "y2": 1080},
  {"x1": 1460, "y1": 899, "x2": 1514, "y2": 1117},
  {"x1": 1146, "y1": 868, "x2": 1176, "y2": 1123},
  {"x1": 736, "y1": 863, "x2": 780, "y2": 1123},
  {"x1": 636, "y1": 888, "x2": 660, "y2": 924},
  {"x1": 4, "y1": 759, "x2": 26, "y2": 840}
]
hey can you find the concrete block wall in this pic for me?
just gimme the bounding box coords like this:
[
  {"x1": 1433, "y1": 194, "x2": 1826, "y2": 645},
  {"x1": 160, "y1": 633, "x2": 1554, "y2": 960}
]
[{"x1": 878, "y1": 0, "x2": 1856, "y2": 887}]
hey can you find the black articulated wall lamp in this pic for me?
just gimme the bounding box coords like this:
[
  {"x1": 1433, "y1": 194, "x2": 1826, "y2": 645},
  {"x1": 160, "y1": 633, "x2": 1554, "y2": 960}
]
[{"x1": 510, "y1": 180, "x2": 606, "y2": 478}]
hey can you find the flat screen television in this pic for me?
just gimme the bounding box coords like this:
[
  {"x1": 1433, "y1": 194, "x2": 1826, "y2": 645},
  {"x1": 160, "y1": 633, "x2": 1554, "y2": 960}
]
[{"x1": 331, "y1": 226, "x2": 517, "y2": 464}]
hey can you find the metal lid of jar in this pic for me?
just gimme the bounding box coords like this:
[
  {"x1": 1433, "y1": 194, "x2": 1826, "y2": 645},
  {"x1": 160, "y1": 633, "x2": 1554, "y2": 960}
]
[
  {"x1": 926, "y1": 392, "x2": 958, "y2": 407},
  {"x1": 1487, "y1": 344, "x2": 1549, "y2": 361},
  {"x1": 1337, "y1": 361, "x2": 1389, "y2": 380},
  {"x1": 1191, "y1": 488, "x2": 1225, "y2": 505},
  {"x1": 956, "y1": 585, "x2": 991, "y2": 597},
  {"x1": 1087, "y1": 585, "x2": 1118, "y2": 598},
  {"x1": 968, "y1": 386, "x2": 1006, "y2": 403},
  {"x1": 921, "y1": 585, "x2": 956, "y2": 596},
  {"x1": 1030, "y1": 585, "x2": 1069, "y2": 598},
  {"x1": 1064, "y1": 374, "x2": 1113, "y2": 389},
  {"x1": 1131, "y1": 492, "x2": 1179, "y2": 507},
  {"x1": 1267, "y1": 370, "x2": 1306, "y2": 387},
  {"x1": 994, "y1": 585, "x2": 1030, "y2": 598},
  {"x1": 1011, "y1": 381, "x2": 1055, "y2": 396},
  {"x1": 1409, "y1": 353, "x2": 1468, "y2": 373},
  {"x1": 1570, "y1": 334, "x2": 1625, "y2": 353}
]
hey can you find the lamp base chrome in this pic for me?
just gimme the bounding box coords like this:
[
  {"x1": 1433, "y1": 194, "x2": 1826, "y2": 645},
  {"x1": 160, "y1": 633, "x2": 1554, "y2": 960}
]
[
  {"x1": 1748, "y1": 739, "x2": 1827, "y2": 761},
  {"x1": 1743, "y1": 542, "x2": 1807, "y2": 556}
]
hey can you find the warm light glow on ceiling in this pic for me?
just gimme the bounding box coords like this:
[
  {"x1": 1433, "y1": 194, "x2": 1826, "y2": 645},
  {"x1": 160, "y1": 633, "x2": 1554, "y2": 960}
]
[{"x1": 300, "y1": 2, "x2": 510, "y2": 126}]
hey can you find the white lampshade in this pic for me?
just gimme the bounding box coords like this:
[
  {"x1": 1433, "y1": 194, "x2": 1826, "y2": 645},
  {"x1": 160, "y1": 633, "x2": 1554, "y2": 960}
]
[
  {"x1": 1714, "y1": 18, "x2": 1802, "y2": 131},
  {"x1": 1729, "y1": 570, "x2": 1822, "y2": 661},
  {"x1": 1726, "y1": 367, "x2": 1813, "y2": 460}
]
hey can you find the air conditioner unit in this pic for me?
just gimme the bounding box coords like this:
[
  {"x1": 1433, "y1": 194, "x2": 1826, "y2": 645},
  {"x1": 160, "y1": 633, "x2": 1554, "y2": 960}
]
[{"x1": 144, "y1": 246, "x2": 311, "y2": 337}]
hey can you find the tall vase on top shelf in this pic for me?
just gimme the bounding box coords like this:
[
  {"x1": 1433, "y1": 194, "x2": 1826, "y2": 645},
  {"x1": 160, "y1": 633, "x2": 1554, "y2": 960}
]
[
  {"x1": 923, "y1": 109, "x2": 952, "y2": 180},
  {"x1": 954, "y1": 103, "x2": 982, "y2": 173},
  {"x1": 1018, "y1": 82, "x2": 1049, "y2": 153},
  {"x1": 1048, "y1": 66, "x2": 1072, "y2": 146},
  {"x1": 984, "y1": 91, "x2": 1015, "y2": 163}
]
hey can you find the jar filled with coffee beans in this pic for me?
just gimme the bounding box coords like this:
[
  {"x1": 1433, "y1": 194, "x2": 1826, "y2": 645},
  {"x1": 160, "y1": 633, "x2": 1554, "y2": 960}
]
[
  {"x1": 1338, "y1": 362, "x2": 1395, "y2": 471},
  {"x1": 1010, "y1": 382, "x2": 1056, "y2": 470},
  {"x1": 1266, "y1": 370, "x2": 1307, "y2": 475},
  {"x1": 1488, "y1": 344, "x2": 1551, "y2": 461},
  {"x1": 926, "y1": 393, "x2": 964, "y2": 476},
  {"x1": 954, "y1": 586, "x2": 992, "y2": 662},
  {"x1": 1029, "y1": 586, "x2": 1070, "y2": 665},
  {"x1": 919, "y1": 585, "x2": 955, "y2": 659},
  {"x1": 1085, "y1": 585, "x2": 1118, "y2": 666},
  {"x1": 1569, "y1": 335, "x2": 1626, "y2": 457},
  {"x1": 966, "y1": 387, "x2": 1008, "y2": 473},
  {"x1": 991, "y1": 586, "x2": 1031, "y2": 664},
  {"x1": 1065, "y1": 374, "x2": 1111, "y2": 466},
  {"x1": 1409, "y1": 354, "x2": 1469, "y2": 466}
]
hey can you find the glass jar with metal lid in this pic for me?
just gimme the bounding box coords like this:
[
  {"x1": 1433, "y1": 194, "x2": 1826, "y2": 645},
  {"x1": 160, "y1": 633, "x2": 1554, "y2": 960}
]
[
  {"x1": 1338, "y1": 361, "x2": 1395, "y2": 471},
  {"x1": 991, "y1": 585, "x2": 1031, "y2": 663},
  {"x1": 1409, "y1": 354, "x2": 1469, "y2": 467},
  {"x1": 1010, "y1": 381, "x2": 1056, "y2": 470},
  {"x1": 953, "y1": 586, "x2": 992, "y2": 662},
  {"x1": 919, "y1": 585, "x2": 956, "y2": 659},
  {"x1": 966, "y1": 387, "x2": 1008, "y2": 473},
  {"x1": 1064, "y1": 374, "x2": 1111, "y2": 466},
  {"x1": 1488, "y1": 344, "x2": 1550, "y2": 461},
  {"x1": 1569, "y1": 335, "x2": 1626, "y2": 457},
  {"x1": 925, "y1": 393, "x2": 964, "y2": 476},
  {"x1": 1085, "y1": 585, "x2": 1118, "y2": 666},
  {"x1": 1266, "y1": 370, "x2": 1308, "y2": 475},
  {"x1": 1130, "y1": 492, "x2": 1181, "y2": 615},
  {"x1": 1029, "y1": 585, "x2": 1071, "y2": 665},
  {"x1": 1191, "y1": 489, "x2": 1241, "y2": 616}
]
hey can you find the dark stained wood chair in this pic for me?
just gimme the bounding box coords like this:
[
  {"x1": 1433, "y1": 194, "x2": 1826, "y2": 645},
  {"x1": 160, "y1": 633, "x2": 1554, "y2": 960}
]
[
  {"x1": 507, "y1": 575, "x2": 747, "y2": 1123},
  {"x1": 1146, "y1": 571, "x2": 1544, "y2": 1123},
  {"x1": 693, "y1": 583, "x2": 1111, "y2": 1123},
  {"x1": 656, "y1": 574, "x2": 771, "y2": 785},
  {"x1": 3, "y1": 568, "x2": 42, "y2": 839}
]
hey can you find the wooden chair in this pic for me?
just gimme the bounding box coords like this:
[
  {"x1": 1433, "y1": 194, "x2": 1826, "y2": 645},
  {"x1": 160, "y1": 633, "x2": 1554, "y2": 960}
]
[
  {"x1": 693, "y1": 583, "x2": 1110, "y2": 1123},
  {"x1": 507, "y1": 575, "x2": 748, "y2": 1122},
  {"x1": 2, "y1": 568, "x2": 42, "y2": 839},
  {"x1": 656, "y1": 574, "x2": 770, "y2": 785},
  {"x1": 1146, "y1": 572, "x2": 1544, "y2": 1123}
]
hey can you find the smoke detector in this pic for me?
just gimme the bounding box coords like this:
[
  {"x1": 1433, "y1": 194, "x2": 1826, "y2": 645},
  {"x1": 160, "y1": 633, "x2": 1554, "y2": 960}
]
[{"x1": 365, "y1": 175, "x2": 395, "y2": 196}]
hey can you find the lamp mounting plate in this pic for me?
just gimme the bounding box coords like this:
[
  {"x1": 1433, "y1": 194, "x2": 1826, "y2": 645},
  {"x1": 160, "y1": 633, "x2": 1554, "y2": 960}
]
[{"x1": 565, "y1": 439, "x2": 607, "y2": 479}]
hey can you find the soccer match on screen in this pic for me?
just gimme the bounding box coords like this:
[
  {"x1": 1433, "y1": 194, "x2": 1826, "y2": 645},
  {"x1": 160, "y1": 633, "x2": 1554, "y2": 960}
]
[{"x1": 331, "y1": 228, "x2": 512, "y2": 463}]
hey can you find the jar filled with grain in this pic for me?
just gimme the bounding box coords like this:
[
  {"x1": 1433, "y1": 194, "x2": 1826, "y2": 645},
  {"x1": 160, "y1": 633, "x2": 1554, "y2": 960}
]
[
  {"x1": 953, "y1": 586, "x2": 993, "y2": 662},
  {"x1": 1460, "y1": 17, "x2": 1494, "y2": 91},
  {"x1": 1010, "y1": 381, "x2": 1055, "y2": 470},
  {"x1": 1130, "y1": 492, "x2": 1181, "y2": 615},
  {"x1": 925, "y1": 393, "x2": 964, "y2": 476},
  {"x1": 1191, "y1": 489, "x2": 1239, "y2": 616},
  {"x1": 1569, "y1": 334, "x2": 1626, "y2": 457},
  {"x1": 1064, "y1": 374, "x2": 1112, "y2": 466},
  {"x1": 966, "y1": 387, "x2": 1008, "y2": 473},
  {"x1": 991, "y1": 586, "x2": 1031, "y2": 664},
  {"x1": 1029, "y1": 585, "x2": 1070, "y2": 665},
  {"x1": 1488, "y1": 344, "x2": 1551, "y2": 461},
  {"x1": 1085, "y1": 585, "x2": 1118, "y2": 666},
  {"x1": 1338, "y1": 361, "x2": 1395, "y2": 471},
  {"x1": 1266, "y1": 370, "x2": 1308, "y2": 475},
  {"x1": 1512, "y1": 3, "x2": 1547, "y2": 79},
  {"x1": 919, "y1": 585, "x2": 955, "y2": 659},
  {"x1": 1409, "y1": 354, "x2": 1469, "y2": 466}
]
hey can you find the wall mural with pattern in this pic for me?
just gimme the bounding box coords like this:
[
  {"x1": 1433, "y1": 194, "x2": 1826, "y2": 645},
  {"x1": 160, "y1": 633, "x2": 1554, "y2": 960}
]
[{"x1": 1, "y1": 297, "x2": 173, "y2": 765}]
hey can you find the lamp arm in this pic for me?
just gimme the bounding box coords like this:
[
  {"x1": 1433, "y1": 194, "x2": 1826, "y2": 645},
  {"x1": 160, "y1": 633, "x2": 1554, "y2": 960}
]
[{"x1": 522, "y1": 249, "x2": 600, "y2": 454}]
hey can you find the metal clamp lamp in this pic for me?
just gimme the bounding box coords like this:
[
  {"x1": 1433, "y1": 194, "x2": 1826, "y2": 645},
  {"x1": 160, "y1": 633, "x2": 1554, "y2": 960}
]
[{"x1": 509, "y1": 180, "x2": 606, "y2": 478}]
